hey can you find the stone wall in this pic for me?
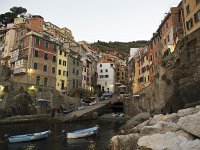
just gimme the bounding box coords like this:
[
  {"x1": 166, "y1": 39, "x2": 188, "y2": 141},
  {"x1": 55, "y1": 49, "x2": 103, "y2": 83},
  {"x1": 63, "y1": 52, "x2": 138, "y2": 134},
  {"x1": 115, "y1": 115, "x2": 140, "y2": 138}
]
[{"x1": 125, "y1": 28, "x2": 200, "y2": 116}]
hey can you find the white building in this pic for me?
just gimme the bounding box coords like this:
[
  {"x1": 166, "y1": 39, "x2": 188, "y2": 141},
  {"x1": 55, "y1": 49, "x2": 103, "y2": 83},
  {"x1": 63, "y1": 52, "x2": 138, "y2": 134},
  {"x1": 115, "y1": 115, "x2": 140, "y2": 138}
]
[{"x1": 97, "y1": 62, "x2": 116, "y2": 93}]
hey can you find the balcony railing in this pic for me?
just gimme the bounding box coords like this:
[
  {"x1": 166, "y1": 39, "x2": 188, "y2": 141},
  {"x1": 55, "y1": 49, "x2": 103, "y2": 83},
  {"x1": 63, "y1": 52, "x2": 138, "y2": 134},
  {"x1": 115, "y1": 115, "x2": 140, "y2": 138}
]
[{"x1": 13, "y1": 67, "x2": 27, "y2": 75}]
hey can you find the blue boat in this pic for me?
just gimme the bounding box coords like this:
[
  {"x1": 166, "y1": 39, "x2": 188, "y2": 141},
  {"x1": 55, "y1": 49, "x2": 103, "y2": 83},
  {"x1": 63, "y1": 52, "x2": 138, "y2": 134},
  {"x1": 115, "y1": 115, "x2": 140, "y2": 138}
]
[
  {"x1": 63, "y1": 126, "x2": 99, "y2": 139},
  {"x1": 8, "y1": 130, "x2": 51, "y2": 143}
]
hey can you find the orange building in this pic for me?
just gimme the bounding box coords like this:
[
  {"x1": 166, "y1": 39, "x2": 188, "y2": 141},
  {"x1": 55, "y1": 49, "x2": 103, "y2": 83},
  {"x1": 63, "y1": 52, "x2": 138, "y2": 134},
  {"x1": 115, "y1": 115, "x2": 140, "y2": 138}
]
[{"x1": 183, "y1": 0, "x2": 200, "y2": 35}]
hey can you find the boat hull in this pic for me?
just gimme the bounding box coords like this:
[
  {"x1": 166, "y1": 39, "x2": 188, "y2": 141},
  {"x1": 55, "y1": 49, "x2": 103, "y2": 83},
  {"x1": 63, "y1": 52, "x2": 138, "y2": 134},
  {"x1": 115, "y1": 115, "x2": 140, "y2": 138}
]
[
  {"x1": 66, "y1": 127, "x2": 98, "y2": 139},
  {"x1": 8, "y1": 130, "x2": 50, "y2": 143}
]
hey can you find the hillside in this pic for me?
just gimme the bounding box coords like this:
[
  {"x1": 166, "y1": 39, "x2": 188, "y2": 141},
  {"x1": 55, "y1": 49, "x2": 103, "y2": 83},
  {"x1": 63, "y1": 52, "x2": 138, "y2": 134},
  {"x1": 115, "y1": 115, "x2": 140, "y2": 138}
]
[{"x1": 91, "y1": 40, "x2": 148, "y2": 57}]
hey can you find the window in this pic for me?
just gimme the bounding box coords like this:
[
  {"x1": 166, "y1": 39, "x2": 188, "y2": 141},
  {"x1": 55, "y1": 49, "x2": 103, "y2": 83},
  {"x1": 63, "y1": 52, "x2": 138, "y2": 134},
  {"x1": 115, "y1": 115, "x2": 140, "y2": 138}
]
[
  {"x1": 100, "y1": 75, "x2": 103, "y2": 78},
  {"x1": 105, "y1": 69, "x2": 108, "y2": 72},
  {"x1": 34, "y1": 63, "x2": 38, "y2": 70},
  {"x1": 35, "y1": 37, "x2": 40, "y2": 45},
  {"x1": 105, "y1": 81, "x2": 107, "y2": 85},
  {"x1": 63, "y1": 71, "x2": 67, "y2": 76},
  {"x1": 146, "y1": 55, "x2": 148, "y2": 60},
  {"x1": 100, "y1": 64, "x2": 102, "y2": 67},
  {"x1": 186, "y1": 5, "x2": 191, "y2": 15},
  {"x1": 148, "y1": 75, "x2": 150, "y2": 81},
  {"x1": 73, "y1": 59, "x2": 76, "y2": 64},
  {"x1": 53, "y1": 44, "x2": 57, "y2": 51},
  {"x1": 196, "y1": 0, "x2": 200, "y2": 5},
  {"x1": 100, "y1": 69, "x2": 103, "y2": 73},
  {"x1": 44, "y1": 53, "x2": 48, "y2": 60},
  {"x1": 139, "y1": 69, "x2": 140, "y2": 74},
  {"x1": 110, "y1": 64, "x2": 113, "y2": 67},
  {"x1": 53, "y1": 56, "x2": 56, "y2": 62},
  {"x1": 64, "y1": 52, "x2": 67, "y2": 57},
  {"x1": 76, "y1": 70, "x2": 79, "y2": 75},
  {"x1": 44, "y1": 77, "x2": 48, "y2": 86},
  {"x1": 63, "y1": 61, "x2": 66, "y2": 66},
  {"x1": 52, "y1": 67, "x2": 55, "y2": 74},
  {"x1": 186, "y1": 18, "x2": 193, "y2": 30},
  {"x1": 34, "y1": 50, "x2": 38, "y2": 57},
  {"x1": 45, "y1": 41, "x2": 49, "y2": 48},
  {"x1": 73, "y1": 80, "x2": 75, "y2": 88},
  {"x1": 164, "y1": 39, "x2": 167, "y2": 45},
  {"x1": 59, "y1": 59, "x2": 62, "y2": 65},
  {"x1": 84, "y1": 68, "x2": 86, "y2": 72},
  {"x1": 58, "y1": 69, "x2": 61, "y2": 75},
  {"x1": 43, "y1": 65, "x2": 47, "y2": 72},
  {"x1": 36, "y1": 76, "x2": 40, "y2": 85},
  {"x1": 194, "y1": 10, "x2": 200, "y2": 23},
  {"x1": 73, "y1": 68, "x2": 75, "y2": 74},
  {"x1": 167, "y1": 35, "x2": 170, "y2": 42},
  {"x1": 105, "y1": 75, "x2": 109, "y2": 78},
  {"x1": 59, "y1": 50, "x2": 62, "y2": 55},
  {"x1": 150, "y1": 55, "x2": 153, "y2": 61},
  {"x1": 77, "y1": 61, "x2": 79, "y2": 66}
]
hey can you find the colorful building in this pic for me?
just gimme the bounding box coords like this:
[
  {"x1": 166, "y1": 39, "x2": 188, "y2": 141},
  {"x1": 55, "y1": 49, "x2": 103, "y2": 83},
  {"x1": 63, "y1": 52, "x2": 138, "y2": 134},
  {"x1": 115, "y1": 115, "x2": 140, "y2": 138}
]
[{"x1": 182, "y1": 0, "x2": 200, "y2": 35}]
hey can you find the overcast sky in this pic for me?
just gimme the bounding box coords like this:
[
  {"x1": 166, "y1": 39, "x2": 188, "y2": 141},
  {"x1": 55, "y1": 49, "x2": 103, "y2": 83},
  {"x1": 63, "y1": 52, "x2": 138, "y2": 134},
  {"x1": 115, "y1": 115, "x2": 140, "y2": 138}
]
[{"x1": 1, "y1": 0, "x2": 181, "y2": 42}]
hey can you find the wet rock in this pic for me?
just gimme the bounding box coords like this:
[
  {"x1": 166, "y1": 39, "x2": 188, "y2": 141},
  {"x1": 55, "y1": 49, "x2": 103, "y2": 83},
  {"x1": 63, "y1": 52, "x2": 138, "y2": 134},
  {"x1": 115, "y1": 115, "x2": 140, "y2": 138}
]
[{"x1": 178, "y1": 111, "x2": 200, "y2": 138}]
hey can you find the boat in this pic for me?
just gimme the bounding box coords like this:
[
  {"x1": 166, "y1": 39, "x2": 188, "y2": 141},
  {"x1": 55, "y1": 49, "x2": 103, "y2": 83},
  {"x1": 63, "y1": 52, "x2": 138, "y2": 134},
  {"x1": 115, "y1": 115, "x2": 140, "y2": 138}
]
[
  {"x1": 89, "y1": 100, "x2": 96, "y2": 106},
  {"x1": 77, "y1": 105, "x2": 87, "y2": 110},
  {"x1": 62, "y1": 125, "x2": 99, "y2": 139},
  {"x1": 8, "y1": 130, "x2": 51, "y2": 143}
]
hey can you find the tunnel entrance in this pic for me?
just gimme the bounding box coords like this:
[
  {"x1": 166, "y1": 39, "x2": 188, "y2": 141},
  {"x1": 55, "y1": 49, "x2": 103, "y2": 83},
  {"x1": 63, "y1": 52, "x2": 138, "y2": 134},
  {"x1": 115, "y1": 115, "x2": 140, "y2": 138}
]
[{"x1": 111, "y1": 102, "x2": 123, "y2": 113}]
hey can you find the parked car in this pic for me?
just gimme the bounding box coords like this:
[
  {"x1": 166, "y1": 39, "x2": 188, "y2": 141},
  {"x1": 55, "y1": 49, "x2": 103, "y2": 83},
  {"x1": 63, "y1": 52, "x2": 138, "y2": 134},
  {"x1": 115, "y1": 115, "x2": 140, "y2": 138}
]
[{"x1": 100, "y1": 92, "x2": 113, "y2": 101}]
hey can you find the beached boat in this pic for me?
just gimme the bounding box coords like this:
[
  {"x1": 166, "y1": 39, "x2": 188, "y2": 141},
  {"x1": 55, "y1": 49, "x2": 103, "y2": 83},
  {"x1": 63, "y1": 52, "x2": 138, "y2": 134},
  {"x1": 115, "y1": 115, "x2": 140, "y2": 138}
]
[
  {"x1": 89, "y1": 100, "x2": 96, "y2": 106},
  {"x1": 63, "y1": 126, "x2": 99, "y2": 139},
  {"x1": 8, "y1": 130, "x2": 51, "y2": 143}
]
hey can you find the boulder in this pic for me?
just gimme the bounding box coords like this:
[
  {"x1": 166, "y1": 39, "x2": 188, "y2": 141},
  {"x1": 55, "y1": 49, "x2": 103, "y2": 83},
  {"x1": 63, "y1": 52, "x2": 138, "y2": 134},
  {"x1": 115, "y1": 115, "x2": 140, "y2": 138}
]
[
  {"x1": 177, "y1": 107, "x2": 199, "y2": 117},
  {"x1": 178, "y1": 111, "x2": 200, "y2": 138},
  {"x1": 137, "y1": 132, "x2": 190, "y2": 150},
  {"x1": 111, "y1": 133, "x2": 140, "y2": 150},
  {"x1": 149, "y1": 113, "x2": 179, "y2": 125},
  {"x1": 180, "y1": 139, "x2": 200, "y2": 150},
  {"x1": 140, "y1": 121, "x2": 179, "y2": 135}
]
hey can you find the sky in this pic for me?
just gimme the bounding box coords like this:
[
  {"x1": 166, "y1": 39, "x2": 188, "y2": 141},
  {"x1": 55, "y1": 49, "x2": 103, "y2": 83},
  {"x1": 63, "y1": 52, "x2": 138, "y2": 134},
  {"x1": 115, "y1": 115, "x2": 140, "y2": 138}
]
[{"x1": 0, "y1": 0, "x2": 181, "y2": 43}]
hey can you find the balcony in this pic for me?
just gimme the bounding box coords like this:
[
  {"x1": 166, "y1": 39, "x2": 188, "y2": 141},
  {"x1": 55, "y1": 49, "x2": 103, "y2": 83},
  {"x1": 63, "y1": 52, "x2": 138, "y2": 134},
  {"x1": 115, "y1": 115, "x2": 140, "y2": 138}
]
[
  {"x1": 10, "y1": 56, "x2": 19, "y2": 63},
  {"x1": 13, "y1": 67, "x2": 27, "y2": 75}
]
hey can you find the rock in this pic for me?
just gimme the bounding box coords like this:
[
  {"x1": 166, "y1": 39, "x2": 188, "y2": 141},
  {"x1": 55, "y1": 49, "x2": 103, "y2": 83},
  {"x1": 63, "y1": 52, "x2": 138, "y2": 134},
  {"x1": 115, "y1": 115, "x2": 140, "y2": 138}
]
[
  {"x1": 177, "y1": 107, "x2": 199, "y2": 117},
  {"x1": 180, "y1": 139, "x2": 200, "y2": 150},
  {"x1": 111, "y1": 133, "x2": 140, "y2": 150},
  {"x1": 137, "y1": 132, "x2": 189, "y2": 150},
  {"x1": 178, "y1": 111, "x2": 200, "y2": 138},
  {"x1": 140, "y1": 121, "x2": 179, "y2": 135},
  {"x1": 149, "y1": 113, "x2": 179, "y2": 125},
  {"x1": 123, "y1": 112, "x2": 150, "y2": 129},
  {"x1": 176, "y1": 130, "x2": 194, "y2": 140},
  {"x1": 128, "y1": 119, "x2": 151, "y2": 134}
]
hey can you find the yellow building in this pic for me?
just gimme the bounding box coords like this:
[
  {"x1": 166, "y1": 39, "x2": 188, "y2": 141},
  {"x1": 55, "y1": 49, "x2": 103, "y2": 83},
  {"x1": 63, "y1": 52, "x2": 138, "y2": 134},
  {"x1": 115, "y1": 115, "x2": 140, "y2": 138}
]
[
  {"x1": 183, "y1": 0, "x2": 200, "y2": 35},
  {"x1": 56, "y1": 48, "x2": 68, "y2": 93}
]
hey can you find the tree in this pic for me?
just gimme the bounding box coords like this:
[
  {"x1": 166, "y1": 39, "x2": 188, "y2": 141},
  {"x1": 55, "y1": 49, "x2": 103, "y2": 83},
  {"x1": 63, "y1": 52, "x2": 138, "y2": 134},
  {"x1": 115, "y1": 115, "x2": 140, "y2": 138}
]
[{"x1": 0, "y1": 6, "x2": 27, "y2": 26}]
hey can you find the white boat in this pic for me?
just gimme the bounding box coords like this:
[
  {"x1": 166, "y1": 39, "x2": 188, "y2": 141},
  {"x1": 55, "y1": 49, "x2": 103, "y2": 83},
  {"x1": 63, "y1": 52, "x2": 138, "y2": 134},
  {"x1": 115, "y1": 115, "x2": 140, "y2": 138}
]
[
  {"x1": 62, "y1": 125, "x2": 99, "y2": 139},
  {"x1": 89, "y1": 100, "x2": 96, "y2": 106},
  {"x1": 8, "y1": 130, "x2": 50, "y2": 143}
]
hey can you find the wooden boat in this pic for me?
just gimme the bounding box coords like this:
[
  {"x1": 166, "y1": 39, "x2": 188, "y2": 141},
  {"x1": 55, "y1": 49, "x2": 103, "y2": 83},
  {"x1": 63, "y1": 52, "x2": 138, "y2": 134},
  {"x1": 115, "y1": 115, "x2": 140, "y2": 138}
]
[
  {"x1": 8, "y1": 130, "x2": 51, "y2": 143},
  {"x1": 63, "y1": 126, "x2": 99, "y2": 139},
  {"x1": 89, "y1": 100, "x2": 96, "y2": 106}
]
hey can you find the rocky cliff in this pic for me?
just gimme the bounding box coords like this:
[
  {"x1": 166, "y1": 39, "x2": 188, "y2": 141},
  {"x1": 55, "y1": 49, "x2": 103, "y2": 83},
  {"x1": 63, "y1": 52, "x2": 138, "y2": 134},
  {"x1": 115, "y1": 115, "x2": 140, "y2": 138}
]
[{"x1": 125, "y1": 28, "x2": 200, "y2": 116}]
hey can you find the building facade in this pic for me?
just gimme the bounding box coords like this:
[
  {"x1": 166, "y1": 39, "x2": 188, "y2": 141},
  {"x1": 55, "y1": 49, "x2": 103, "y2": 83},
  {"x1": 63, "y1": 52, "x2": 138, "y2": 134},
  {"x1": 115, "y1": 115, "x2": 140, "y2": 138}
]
[{"x1": 97, "y1": 62, "x2": 116, "y2": 93}]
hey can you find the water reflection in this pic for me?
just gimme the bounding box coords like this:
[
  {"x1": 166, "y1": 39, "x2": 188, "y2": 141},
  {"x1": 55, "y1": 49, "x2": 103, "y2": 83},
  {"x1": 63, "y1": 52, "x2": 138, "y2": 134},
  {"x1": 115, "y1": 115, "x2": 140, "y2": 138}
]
[{"x1": 0, "y1": 119, "x2": 125, "y2": 150}]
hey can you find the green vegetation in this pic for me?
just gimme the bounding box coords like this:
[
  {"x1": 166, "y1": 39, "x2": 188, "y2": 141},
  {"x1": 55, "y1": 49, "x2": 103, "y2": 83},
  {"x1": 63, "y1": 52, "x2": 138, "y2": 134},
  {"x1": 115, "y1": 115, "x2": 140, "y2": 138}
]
[
  {"x1": 91, "y1": 40, "x2": 148, "y2": 57},
  {"x1": 0, "y1": 7, "x2": 27, "y2": 27}
]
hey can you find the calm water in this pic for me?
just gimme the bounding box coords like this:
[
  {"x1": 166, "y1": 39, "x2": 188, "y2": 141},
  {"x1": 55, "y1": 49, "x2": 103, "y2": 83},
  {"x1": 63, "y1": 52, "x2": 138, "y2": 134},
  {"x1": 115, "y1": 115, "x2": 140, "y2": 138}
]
[{"x1": 0, "y1": 119, "x2": 125, "y2": 150}]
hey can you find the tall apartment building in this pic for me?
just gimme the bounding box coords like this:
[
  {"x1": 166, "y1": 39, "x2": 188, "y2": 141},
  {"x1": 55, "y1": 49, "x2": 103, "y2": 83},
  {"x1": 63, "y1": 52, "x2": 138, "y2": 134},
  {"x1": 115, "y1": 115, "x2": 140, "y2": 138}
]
[
  {"x1": 97, "y1": 62, "x2": 116, "y2": 93},
  {"x1": 11, "y1": 30, "x2": 58, "y2": 88},
  {"x1": 183, "y1": 0, "x2": 200, "y2": 35}
]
